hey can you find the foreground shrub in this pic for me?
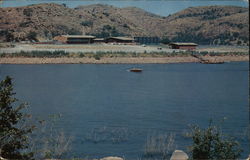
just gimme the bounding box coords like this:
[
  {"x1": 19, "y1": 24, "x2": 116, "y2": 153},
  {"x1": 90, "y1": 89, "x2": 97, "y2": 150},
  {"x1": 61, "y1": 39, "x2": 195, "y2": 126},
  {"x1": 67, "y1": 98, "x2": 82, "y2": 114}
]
[
  {"x1": 187, "y1": 121, "x2": 242, "y2": 160},
  {"x1": 0, "y1": 76, "x2": 35, "y2": 160}
]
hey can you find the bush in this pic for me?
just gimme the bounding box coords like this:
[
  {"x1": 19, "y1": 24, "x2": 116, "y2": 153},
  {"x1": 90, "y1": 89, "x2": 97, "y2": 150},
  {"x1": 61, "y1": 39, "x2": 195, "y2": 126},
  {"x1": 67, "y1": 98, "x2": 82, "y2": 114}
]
[
  {"x1": 0, "y1": 76, "x2": 35, "y2": 160},
  {"x1": 27, "y1": 31, "x2": 37, "y2": 41},
  {"x1": 80, "y1": 21, "x2": 93, "y2": 27},
  {"x1": 187, "y1": 121, "x2": 242, "y2": 160},
  {"x1": 161, "y1": 37, "x2": 171, "y2": 44},
  {"x1": 93, "y1": 54, "x2": 101, "y2": 60},
  {"x1": 23, "y1": 8, "x2": 33, "y2": 16},
  {"x1": 123, "y1": 24, "x2": 129, "y2": 29}
]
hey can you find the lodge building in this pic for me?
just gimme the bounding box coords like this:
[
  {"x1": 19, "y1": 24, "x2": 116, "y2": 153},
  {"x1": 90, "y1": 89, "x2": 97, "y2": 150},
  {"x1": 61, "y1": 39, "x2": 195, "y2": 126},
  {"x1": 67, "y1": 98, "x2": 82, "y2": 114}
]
[
  {"x1": 54, "y1": 35, "x2": 96, "y2": 44},
  {"x1": 169, "y1": 42, "x2": 198, "y2": 50},
  {"x1": 105, "y1": 37, "x2": 134, "y2": 44}
]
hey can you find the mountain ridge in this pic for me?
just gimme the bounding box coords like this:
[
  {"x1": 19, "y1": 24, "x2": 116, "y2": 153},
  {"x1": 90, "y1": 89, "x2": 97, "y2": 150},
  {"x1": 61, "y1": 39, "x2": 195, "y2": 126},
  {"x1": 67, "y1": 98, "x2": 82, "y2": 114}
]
[{"x1": 0, "y1": 3, "x2": 248, "y2": 45}]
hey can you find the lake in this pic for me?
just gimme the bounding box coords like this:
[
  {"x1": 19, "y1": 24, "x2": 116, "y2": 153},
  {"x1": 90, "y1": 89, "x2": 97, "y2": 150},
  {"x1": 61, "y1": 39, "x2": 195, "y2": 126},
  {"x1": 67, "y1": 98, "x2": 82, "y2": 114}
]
[{"x1": 0, "y1": 62, "x2": 249, "y2": 159}]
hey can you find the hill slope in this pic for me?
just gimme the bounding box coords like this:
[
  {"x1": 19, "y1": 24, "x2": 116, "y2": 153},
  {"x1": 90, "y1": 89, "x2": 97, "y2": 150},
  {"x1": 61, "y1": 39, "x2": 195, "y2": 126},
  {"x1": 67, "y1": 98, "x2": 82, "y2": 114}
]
[{"x1": 0, "y1": 3, "x2": 248, "y2": 45}]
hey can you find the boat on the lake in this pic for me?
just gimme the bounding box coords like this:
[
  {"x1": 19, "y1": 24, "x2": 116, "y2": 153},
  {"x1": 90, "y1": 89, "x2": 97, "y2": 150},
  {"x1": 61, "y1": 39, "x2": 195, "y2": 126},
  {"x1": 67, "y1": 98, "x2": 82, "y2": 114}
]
[{"x1": 130, "y1": 68, "x2": 143, "y2": 72}]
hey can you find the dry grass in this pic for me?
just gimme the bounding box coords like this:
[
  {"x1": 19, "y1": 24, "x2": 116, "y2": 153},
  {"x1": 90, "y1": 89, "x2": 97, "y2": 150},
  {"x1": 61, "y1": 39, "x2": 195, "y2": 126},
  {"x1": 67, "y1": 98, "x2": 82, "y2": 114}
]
[{"x1": 143, "y1": 133, "x2": 176, "y2": 160}]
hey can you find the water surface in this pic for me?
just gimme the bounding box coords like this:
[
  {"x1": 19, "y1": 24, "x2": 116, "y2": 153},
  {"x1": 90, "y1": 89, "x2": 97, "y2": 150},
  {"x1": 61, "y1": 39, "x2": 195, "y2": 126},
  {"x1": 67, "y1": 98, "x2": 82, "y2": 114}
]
[{"x1": 0, "y1": 62, "x2": 249, "y2": 159}]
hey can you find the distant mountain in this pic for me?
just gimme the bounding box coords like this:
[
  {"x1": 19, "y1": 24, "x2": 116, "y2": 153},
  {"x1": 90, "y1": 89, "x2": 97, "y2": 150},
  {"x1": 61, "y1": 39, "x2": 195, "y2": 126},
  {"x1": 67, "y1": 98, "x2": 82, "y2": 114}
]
[{"x1": 0, "y1": 3, "x2": 248, "y2": 45}]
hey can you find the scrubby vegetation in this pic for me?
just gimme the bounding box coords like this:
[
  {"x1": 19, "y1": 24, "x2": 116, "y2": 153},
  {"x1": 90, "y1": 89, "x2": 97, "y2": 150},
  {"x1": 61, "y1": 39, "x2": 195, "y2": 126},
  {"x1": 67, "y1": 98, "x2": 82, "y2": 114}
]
[
  {"x1": 0, "y1": 50, "x2": 69, "y2": 58},
  {"x1": 27, "y1": 31, "x2": 38, "y2": 41},
  {"x1": 92, "y1": 25, "x2": 127, "y2": 38},
  {"x1": 80, "y1": 21, "x2": 93, "y2": 27},
  {"x1": 0, "y1": 77, "x2": 72, "y2": 160},
  {"x1": 0, "y1": 76, "x2": 35, "y2": 160},
  {"x1": 0, "y1": 4, "x2": 248, "y2": 45},
  {"x1": 187, "y1": 121, "x2": 242, "y2": 160},
  {"x1": 143, "y1": 133, "x2": 176, "y2": 159}
]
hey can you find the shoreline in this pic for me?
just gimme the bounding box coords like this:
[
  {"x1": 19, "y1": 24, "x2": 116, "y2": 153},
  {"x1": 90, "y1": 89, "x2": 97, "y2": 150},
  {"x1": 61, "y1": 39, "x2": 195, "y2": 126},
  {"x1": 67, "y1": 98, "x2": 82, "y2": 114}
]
[{"x1": 0, "y1": 55, "x2": 248, "y2": 64}]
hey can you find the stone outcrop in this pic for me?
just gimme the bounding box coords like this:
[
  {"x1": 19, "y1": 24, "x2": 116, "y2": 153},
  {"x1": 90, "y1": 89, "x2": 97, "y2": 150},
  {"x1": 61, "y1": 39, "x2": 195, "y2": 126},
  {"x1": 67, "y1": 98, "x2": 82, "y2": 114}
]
[{"x1": 170, "y1": 150, "x2": 189, "y2": 160}]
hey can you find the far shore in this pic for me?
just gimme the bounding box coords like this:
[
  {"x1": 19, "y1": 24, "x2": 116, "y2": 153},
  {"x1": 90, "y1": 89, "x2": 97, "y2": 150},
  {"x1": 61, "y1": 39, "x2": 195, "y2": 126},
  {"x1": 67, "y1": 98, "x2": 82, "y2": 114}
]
[{"x1": 0, "y1": 55, "x2": 248, "y2": 64}]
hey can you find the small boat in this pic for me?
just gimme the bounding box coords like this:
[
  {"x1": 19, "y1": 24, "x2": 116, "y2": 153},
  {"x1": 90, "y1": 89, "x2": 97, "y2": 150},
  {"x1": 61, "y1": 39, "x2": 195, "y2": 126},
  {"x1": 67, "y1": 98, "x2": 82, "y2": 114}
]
[{"x1": 130, "y1": 68, "x2": 143, "y2": 72}]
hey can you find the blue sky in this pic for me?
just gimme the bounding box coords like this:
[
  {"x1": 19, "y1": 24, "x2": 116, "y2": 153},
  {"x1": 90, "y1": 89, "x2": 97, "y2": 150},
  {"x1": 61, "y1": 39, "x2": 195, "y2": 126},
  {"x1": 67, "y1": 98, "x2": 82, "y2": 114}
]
[{"x1": 2, "y1": 0, "x2": 249, "y2": 16}]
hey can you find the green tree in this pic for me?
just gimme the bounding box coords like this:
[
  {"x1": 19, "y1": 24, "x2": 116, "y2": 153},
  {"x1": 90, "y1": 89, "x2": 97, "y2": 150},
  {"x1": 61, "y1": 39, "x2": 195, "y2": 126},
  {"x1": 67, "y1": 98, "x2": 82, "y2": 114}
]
[
  {"x1": 161, "y1": 37, "x2": 171, "y2": 44},
  {"x1": 62, "y1": 3, "x2": 67, "y2": 7},
  {"x1": 27, "y1": 31, "x2": 37, "y2": 41},
  {"x1": 0, "y1": 76, "x2": 34, "y2": 160},
  {"x1": 188, "y1": 121, "x2": 242, "y2": 160}
]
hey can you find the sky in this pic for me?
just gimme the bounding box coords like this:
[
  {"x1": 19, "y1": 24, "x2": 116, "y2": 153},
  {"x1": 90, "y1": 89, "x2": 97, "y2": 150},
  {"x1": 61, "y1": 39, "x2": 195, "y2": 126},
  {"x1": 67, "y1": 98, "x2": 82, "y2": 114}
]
[{"x1": 1, "y1": 0, "x2": 249, "y2": 16}]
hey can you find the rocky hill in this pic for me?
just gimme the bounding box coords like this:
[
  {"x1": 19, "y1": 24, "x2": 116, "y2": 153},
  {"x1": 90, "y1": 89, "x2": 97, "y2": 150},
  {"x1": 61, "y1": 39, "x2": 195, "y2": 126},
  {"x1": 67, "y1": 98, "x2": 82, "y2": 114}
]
[{"x1": 0, "y1": 3, "x2": 248, "y2": 45}]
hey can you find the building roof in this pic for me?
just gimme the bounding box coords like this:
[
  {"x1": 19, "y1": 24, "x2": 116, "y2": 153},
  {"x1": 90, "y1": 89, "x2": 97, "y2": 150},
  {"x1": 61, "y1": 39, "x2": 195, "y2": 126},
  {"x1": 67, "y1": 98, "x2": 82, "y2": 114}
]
[
  {"x1": 169, "y1": 42, "x2": 198, "y2": 46},
  {"x1": 94, "y1": 38, "x2": 105, "y2": 41},
  {"x1": 108, "y1": 37, "x2": 134, "y2": 41},
  {"x1": 62, "y1": 35, "x2": 96, "y2": 39}
]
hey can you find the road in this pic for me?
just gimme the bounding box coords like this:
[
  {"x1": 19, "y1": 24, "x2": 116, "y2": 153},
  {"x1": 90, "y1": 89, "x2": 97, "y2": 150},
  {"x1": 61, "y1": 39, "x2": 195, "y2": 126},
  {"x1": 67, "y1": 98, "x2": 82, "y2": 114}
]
[{"x1": 0, "y1": 43, "x2": 178, "y2": 54}]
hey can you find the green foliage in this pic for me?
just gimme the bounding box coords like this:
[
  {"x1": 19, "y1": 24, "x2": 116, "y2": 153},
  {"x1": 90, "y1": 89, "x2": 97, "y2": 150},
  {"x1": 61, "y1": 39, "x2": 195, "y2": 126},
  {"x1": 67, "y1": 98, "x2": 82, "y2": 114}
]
[
  {"x1": 19, "y1": 21, "x2": 32, "y2": 27},
  {"x1": 93, "y1": 31, "x2": 110, "y2": 38},
  {"x1": 93, "y1": 54, "x2": 101, "y2": 60},
  {"x1": 0, "y1": 30, "x2": 15, "y2": 42},
  {"x1": 171, "y1": 32, "x2": 211, "y2": 45},
  {"x1": 171, "y1": 30, "x2": 248, "y2": 45},
  {"x1": 160, "y1": 37, "x2": 171, "y2": 44},
  {"x1": 23, "y1": 8, "x2": 33, "y2": 16},
  {"x1": 188, "y1": 122, "x2": 242, "y2": 160},
  {"x1": 68, "y1": 28, "x2": 82, "y2": 35},
  {"x1": 177, "y1": 8, "x2": 231, "y2": 20},
  {"x1": 123, "y1": 24, "x2": 130, "y2": 29},
  {"x1": 0, "y1": 76, "x2": 34, "y2": 160},
  {"x1": 62, "y1": 3, "x2": 67, "y2": 7},
  {"x1": 93, "y1": 25, "x2": 126, "y2": 38},
  {"x1": 80, "y1": 21, "x2": 93, "y2": 27},
  {"x1": 102, "y1": 25, "x2": 112, "y2": 31},
  {"x1": 54, "y1": 25, "x2": 82, "y2": 36},
  {"x1": 27, "y1": 31, "x2": 37, "y2": 41},
  {"x1": 0, "y1": 50, "x2": 69, "y2": 58},
  {"x1": 103, "y1": 12, "x2": 110, "y2": 17}
]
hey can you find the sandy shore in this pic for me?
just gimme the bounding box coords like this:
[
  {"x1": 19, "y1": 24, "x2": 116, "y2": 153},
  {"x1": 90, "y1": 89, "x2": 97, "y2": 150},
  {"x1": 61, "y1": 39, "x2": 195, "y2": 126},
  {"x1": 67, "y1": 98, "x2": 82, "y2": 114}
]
[{"x1": 0, "y1": 56, "x2": 248, "y2": 64}]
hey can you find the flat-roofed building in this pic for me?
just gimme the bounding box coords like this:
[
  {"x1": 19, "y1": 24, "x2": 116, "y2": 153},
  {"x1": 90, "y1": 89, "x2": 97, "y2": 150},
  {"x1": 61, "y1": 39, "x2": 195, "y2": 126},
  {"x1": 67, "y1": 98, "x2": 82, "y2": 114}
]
[
  {"x1": 169, "y1": 42, "x2": 198, "y2": 50},
  {"x1": 94, "y1": 38, "x2": 105, "y2": 43},
  {"x1": 105, "y1": 37, "x2": 134, "y2": 44},
  {"x1": 54, "y1": 35, "x2": 96, "y2": 44}
]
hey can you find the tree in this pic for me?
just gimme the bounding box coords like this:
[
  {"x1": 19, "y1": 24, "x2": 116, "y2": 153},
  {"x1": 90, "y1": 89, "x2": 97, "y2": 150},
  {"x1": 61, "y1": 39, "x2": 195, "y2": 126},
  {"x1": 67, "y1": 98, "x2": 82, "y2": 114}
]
[
  {"x1": 27, "y1": 31, "x2": 37, "y2": 41},
  {"x1": 62, "y1": 3, "x2": 67, "y2": 7},
  {"x1": 160, "y1": 37, "x2": 171, "y2": 44},
  {"x1": 0, "y1": 76, "x2": 34, "y2": 160},
  {"x1": 188, "y1": 121, "x2": 242, "y2": 160}
]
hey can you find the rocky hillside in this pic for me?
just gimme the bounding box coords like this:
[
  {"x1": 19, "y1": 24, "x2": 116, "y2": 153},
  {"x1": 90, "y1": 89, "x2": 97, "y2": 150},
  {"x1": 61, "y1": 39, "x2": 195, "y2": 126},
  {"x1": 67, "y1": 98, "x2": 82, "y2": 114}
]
[{"x1": 0, "y1": 3, "x2": 248, "y2": 45}]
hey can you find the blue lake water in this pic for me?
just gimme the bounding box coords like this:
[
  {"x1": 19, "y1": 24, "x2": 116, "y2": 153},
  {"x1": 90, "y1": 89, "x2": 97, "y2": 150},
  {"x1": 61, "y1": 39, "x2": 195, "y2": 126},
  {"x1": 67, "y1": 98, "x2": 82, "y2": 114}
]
[{"x1": 0, "y1": 62, "x2": 249, "y2": 159}]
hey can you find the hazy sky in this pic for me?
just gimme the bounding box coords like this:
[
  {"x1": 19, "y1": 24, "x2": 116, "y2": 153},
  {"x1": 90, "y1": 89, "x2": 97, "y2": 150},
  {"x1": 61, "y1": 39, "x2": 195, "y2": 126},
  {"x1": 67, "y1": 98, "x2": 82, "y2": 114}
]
[{"x1": 2, "y1": 0, "x2": 249, "y2": 16}]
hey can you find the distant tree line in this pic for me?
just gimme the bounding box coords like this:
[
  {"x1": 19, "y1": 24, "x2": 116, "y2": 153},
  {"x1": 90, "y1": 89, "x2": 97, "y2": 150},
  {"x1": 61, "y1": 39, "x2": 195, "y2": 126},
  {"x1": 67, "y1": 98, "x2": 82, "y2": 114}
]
[
  {"x1": 92, "y1": 25, "x2": 127, "y2": 38},
  {"x1": 177, "y1": 8, "x2": 245, "y2": 20},
  {"x1": 169, "y1": 31, "x2": 248, "y2": 45}
]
